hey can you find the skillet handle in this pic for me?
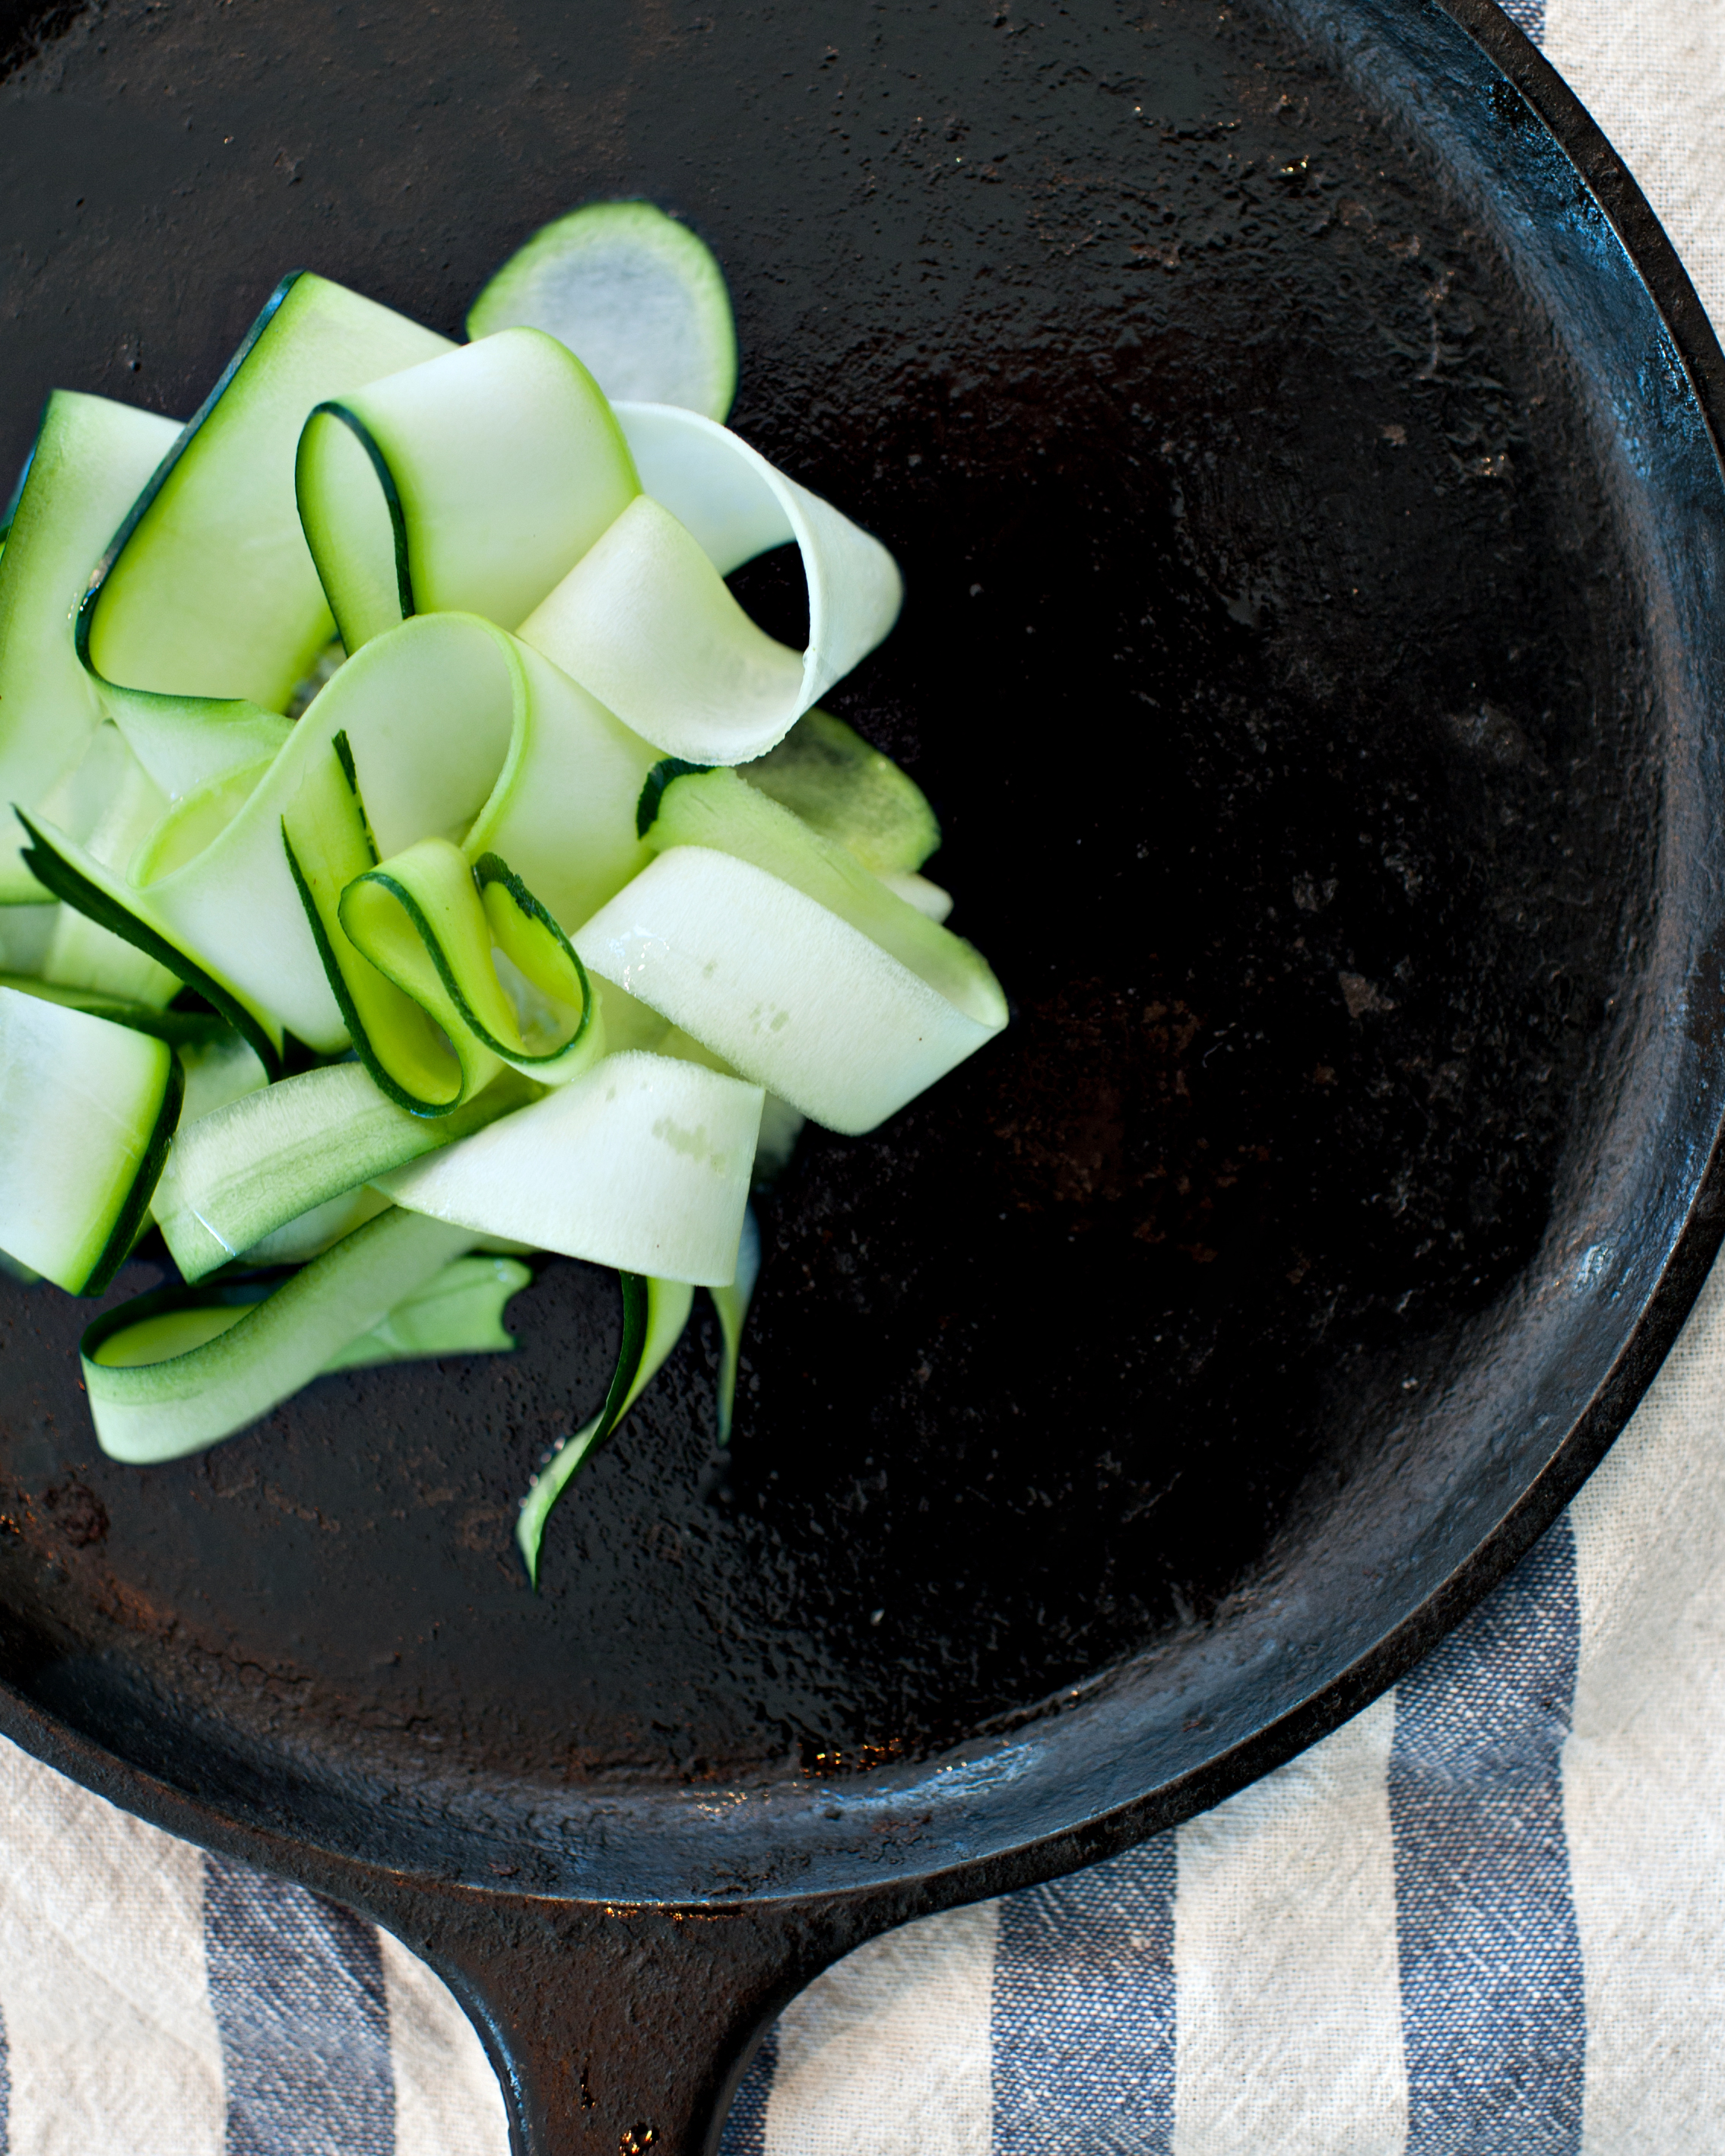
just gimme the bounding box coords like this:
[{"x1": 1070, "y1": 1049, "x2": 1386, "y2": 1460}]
[{"x1": 393, "y1": 1890, "x2": 877, "y2": 2156}]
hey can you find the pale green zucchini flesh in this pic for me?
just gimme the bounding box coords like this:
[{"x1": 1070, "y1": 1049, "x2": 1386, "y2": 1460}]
[
  {"x1": 710, "y1": 1203, "x2": 762, "y2": 1443},
  {"x1": 320, "y1": 1252, "x2": 531, "y2": 1369},
  {"x1": 84, "y1": 272, "x2": 451, "y2": 710},
  {"x1": 576, "y1": 845, "x2": 1006, "y2": 1134},
  {"x1": 639, "y1": 762, "x2": 981, "y2": 1010},
  {"x1": 740, "y1": 707, "x2": 941, "y2": 876},
  {"x1": 154, "y1": 1060, "x2": 540, "y2": 1283},
  {"x1": 515, "y1": 1269, "x2": 695, "y2": 1586},
  {"x1": 468, "y1": 201, "x2": 737, "y2": 423},
  {"x1": 82, "y1": 1207, "x2": 476, "y2": 1463},
  {"x1": 35, "y1": 723, "x2": 180, "y2": 1008},
  {"x1": 376, "y1": 1048, "x2": 762, "y2": 1284},
  {"x1": 296, "y1": 327, "x2": 639, "y2": 649},
  {"x1": 0, "y1": 987, "x2": 182, "y2": 1293},
  {"x1": 242, "y1": 1185, "x2": 395, "y2": 1268},
  {"x1": 0, "y1": 973, "x2": 229, "y2": 1048},
  {"x1": 15, "y1": 808, "x2": 285, "y2": 1077},
  {"x1": 517, "y1": 404, "x2": 902, "y2": 766},
  {"x1": 0, "y1": 391, "x2": 181, "y2": 902}
]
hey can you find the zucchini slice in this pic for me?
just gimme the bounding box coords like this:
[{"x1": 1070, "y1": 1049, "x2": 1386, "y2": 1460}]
[
  {"x1": 40, "y1": 615, "x2": 658, "y2": 1056},
  {"x1": 154, "y1": 1060, "x2": 540, "y2": 1283},
  {"x1": 282, "y1": 737, "x2": 491, "y2": 1113},
  {"x1": 0, "y1": 391, "x2": 181, "y2": 901},
  {"x1": 176, "y1": 1028, "x2": 271, "y2": 1127},
  {"x1": 515, "y1": 1270, "x2": 696, "y2": 1587},
  {"x1": 752, "y1": 1095, "x2": 807, "y2": 1192},
  {"x1": 460, "y1": 633, "x2": 659, "y2": 937},
  {"x1": 0, "y1": 986, "x2": 182, "y2": 1293},
  {"x1": 710, "y1": 1203, "x2": 761, "y2": 1443},
  {"x1": 83, "y1": 272, "x2": 451, "y2": 711},
  {"x1": 574, "y1": 846, "x2": 1006, "y2": 1134},
  {"x1": 106, "y1": 692, "x2": 293, "y2": 804},
  {"x1": 81, "y1": 1207, "x2": 476, "y2": 1463},
  {"x1": 35, "y1": 724, "x2": 179, "y2": 1008},
  {"x1": 468, "y1": 201, "x2": 737, "y2": 423},
  {"x1": 0, "y1": 906, "x2": 56, "y2": 974},
  {"x1": 877, "y1": 870, "x2": 953, "y2": 923},
  {"x1": 15, "y1": 809, "x2": 285, "y2": 1077},
  {"x1": 241, "y1": 1186, "x2": 394, "y2": 1268},
  {"x1": 376, "y1": 1048, "x2": 763, "y2": 1284},
  {"x1": 0, "y1": 974, "x2": 229, "y2": 1048},
  {"x1": 639, "y1": 763, "x2": 978, "y2": 1005},
  {"x1": 740, "y1": 707, "x2": 941, "y2": 876},
  {"x1": 320, "y1": 1251, "x2": 531, "y2": 1369},
  {"x1": 517, "y1": 403, "x2": 902, "y2": 766},
  {"x1": 296, "y1": 327, "x2": 639, "y2": 650},
  {"x1": 77, "y1": 1249, "x2": 525, "y2": 1384},
  {"x1": 87, "y1": 613, "x2": 522, "y2": 1054},
  {"x1": 338, "y1": 842, "x2": 599, "y2": 1090},
  {"x1": 117, "y1": 615, "x2": 650, "y2": 1053}
]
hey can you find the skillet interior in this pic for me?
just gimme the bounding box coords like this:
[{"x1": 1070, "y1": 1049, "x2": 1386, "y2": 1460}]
[{"x1": 0, "y1": 0, "x2": 1721, "y2": 1904}]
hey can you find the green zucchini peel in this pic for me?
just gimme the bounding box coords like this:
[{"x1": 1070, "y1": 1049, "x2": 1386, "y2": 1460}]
[
  {"x1": 295, "y1": 328, "x2": 639, "y2": 652},
  {"x1": 80, "y1": 271, "x2": 451, "y2": 711},
  {"x1": 83, "y1": 1048, "x2": 185, "y2": 1297},
  {"x1": 515, "y1": 1270, "x2": 695, "y2": 1587},
  {"x1": 709, "y1": 1203, "x2": 762, "y2": 1444},
  {"x1": 281, "y1": 735, "x2": 479, "y2": 1114},
  {"x1": 339, "y1": 841, "x2": 599, "y2": 1085},
  {"x1": 81, "y1": 1206, "x2": 477, "y2": 1463},
  {"x1": 0, "y1": 973, "x2": 230, "y2": 1048},
  {"x1": 14, "y1": 807, "x2": 284, "y2": 1079}
]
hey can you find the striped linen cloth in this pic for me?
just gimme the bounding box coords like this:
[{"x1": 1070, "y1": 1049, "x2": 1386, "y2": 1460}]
[{"x1": 1, "y1": 2, "x2": 1723, "y2": 2147}]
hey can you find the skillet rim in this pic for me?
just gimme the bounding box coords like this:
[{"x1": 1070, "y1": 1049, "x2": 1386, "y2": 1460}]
[{"x1": 0, "y1": 0, "x2": 1718, "y2": 1921}]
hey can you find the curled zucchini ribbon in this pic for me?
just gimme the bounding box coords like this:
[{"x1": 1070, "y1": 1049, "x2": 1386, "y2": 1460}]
[
  {"x1": 154, "y1": 1060, "x2": 539, "y2": 1283},
  {"x1": 376, "y1": 1048, "x2": 763, "y2": 1283},
  {"x1": 293, "y1": 317, "x2": 900, "y2": 766},
  {"x1": 284, "y1": 728, "x2": 598, "y2": 1114},
  {"x1": 580, "y1": 762, "x2": 1007, "y2": 1134},
  {"x1": 522, "y1": 398, "x2": 902, "y2": 766},
  {"x1": 81, "y1": 1210, "x2": 525, "y2": 1464},
  {"x1": 0, "y1": 984, "x2": 183, "y2": 1294},
  {"x1": 83, "y1": 271, "x2": 451, "y2": 713},
  {"x1": 338, "y1": 844, "x2": 600, "y2": 1092},
  {"x1": 0, "y1": 230, "x2": 995, "y2": 1581},
  {"x1": 515, "y1": 1270, "x2": 694, "y2": 1588},
  {"x1": 0, "y1": 391, "x2": 181, "y2": 902},
  {"x1": 29, "y1": 612, "x2": 654, "y2": 1056},
  {"x1": 295, "y1": 328, "x2": 640, "y2": 655}
]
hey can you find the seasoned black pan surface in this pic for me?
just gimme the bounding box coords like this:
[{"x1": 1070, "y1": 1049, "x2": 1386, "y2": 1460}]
[{"x1": 1, "y1": 0, "x2": 1723, "y2": 2148}]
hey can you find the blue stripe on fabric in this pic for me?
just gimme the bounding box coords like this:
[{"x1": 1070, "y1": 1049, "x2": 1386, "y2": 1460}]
[
  {"x1": 202, "y1": 1853, "x2": 394, "y2": 2156},
  {"x1": 718, "y1": 2024, "x2": 778, "y2": 2156},
  {"x1": 1390, "y1": 1513, "x2": 1584, "y2": 2156},
  {"x1": 0, "y1": 1996, "x2": 11, "y2": 2154},
  {"x1": 991, "y1": 1832, "x2": 1178, "y2": 2155}
]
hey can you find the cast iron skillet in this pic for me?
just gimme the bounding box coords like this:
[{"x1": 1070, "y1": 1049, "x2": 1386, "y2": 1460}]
[{"x1": 2, "y1": 0, "x2": 1723, "y2": 2146}]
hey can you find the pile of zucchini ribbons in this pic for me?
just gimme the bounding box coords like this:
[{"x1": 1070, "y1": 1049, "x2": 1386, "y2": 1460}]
[{"x1": 0, "y1": 203, "x2": 1007, "y2": 1581}]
